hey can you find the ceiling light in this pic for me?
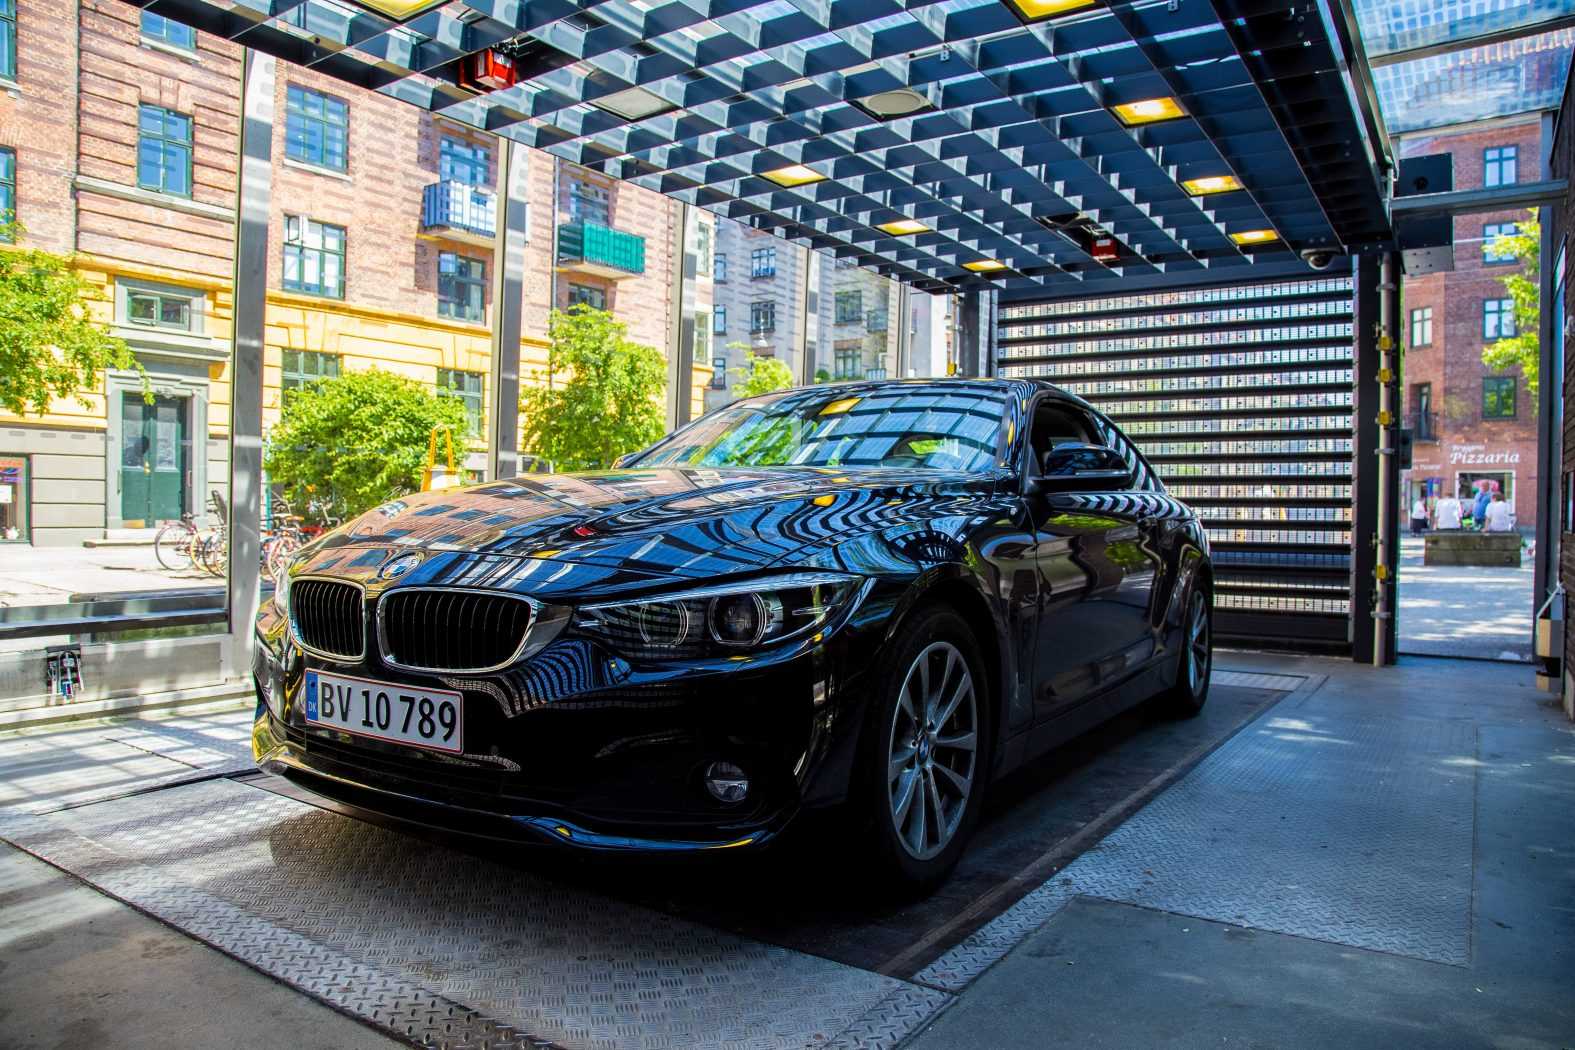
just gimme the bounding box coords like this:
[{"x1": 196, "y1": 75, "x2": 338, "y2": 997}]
[
  {"x1": 854, "y1": 87, "x2": 934, "y2": 120},
  {"x1": 963, "y1": 259, "x2": 1008, "y2": 273},
  {"x1": 761, "y1": 164, "x2": 827, "y2": 188},
  {"x1": 344, "y1": 0, "x2": 447, "y2": 19},
  {"x1": 590, "y1": 85, "x2": 677, "y2": 121},
  {"x1": 1001, "y1": 0, "x2": 1097, "y2": 23},
  {"x1": 1230, "y1": 229, "x2": 1279, "y2": 245},
  {"x1": 1181, "y1": 174, "x2": 1243, "y2": 196},
  {"x1": 1111, "y1": 97, "x2": 1185, "y2": 126},
  {"x1": 876, "y1": 219, "x2": 931, "y2": 236}
]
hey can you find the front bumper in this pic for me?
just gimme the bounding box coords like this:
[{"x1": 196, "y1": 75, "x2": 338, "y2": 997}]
[{"x1": 252, "y1": 600, "x2": 884, "y2": 851}]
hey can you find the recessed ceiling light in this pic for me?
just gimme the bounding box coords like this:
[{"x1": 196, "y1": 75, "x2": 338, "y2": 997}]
[
  {"x1": 1181, "y1": 174, "x2": 1243, "y2": 196},
  {"x1": 1230, "y1": 228, "x2": 1279, "y2": 245},
  {"x1": 963, "y1": 259, "x2": 1008, "y2": 272},
  {"x1": 1111, "y1": 96, "x2": 1185, "y2": 126},
  {"x1": 1001, "y1": 0, "x2": 1097, "y2": 24},
  {"x1": 590, "y1": 85, "x2": 678, "y2": 121},
  {"x1": 344, "y1": 0, "x2": 447, "y2": 19},
  {"x1": 761, "y1": 164, "x2": 827, "y2": 188},
  {"x1": 853, "y1": 87, "x2": 934, "y2": 121},
  {"x1": 876, "y1": 219, "x2": 932, "y2": 236}
]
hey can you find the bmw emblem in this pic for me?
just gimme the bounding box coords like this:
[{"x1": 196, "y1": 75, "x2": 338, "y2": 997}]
[{"x1": 380, "y1": 553, "x2": 423, "y2": 580}]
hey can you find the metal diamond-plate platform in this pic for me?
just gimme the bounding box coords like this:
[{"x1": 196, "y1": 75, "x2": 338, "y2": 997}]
[
  {"x1": 918, "y1": 703, "x2": 1477, "y2": 987},
  {"x1": 1212, "y1": 670, "x2": 1307, "y2": 693},
  {"x1": 0, "y1": 778, "x2": 939, "y2": 1050}
]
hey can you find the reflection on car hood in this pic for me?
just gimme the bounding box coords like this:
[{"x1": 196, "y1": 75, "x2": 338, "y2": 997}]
[{"x1": 318, "y1": 466, "x2": 994, "y2": 581}]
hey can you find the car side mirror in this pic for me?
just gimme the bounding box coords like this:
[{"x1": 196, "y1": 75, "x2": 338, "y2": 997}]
[{"x1": 1028, "y1": 443, "x2": 1131, "y2": 494}]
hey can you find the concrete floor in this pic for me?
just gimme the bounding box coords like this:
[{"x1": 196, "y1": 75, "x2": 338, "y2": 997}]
[{"x1": 1, "y1": 656, "x2": 1570, "y2": 1049}]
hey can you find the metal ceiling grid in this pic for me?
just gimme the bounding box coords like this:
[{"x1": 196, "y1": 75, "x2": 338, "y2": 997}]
[{"x1": 127, "y1": 0, "x2": 1391, "y2": 294}]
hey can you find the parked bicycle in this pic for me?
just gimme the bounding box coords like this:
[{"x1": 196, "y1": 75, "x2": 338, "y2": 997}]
[{"x1": 153, "y1": 490, "x2": 228, "y2": 576}]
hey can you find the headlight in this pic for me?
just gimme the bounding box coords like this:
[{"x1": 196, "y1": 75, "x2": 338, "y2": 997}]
[{"x1": 576, "y1": 572, "x2": 865, "y2": 659}]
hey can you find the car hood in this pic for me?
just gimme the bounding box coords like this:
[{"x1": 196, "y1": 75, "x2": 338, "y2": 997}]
[{"x1": 305, "y1": 466, "x2": 996, "y2": 590}]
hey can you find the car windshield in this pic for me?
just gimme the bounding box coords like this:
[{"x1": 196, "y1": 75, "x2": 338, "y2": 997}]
[{"x1": 632, "y1": 385, "x2": 1010, "y2": 472}]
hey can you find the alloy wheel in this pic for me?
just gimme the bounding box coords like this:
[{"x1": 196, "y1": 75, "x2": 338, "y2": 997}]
[
  {"x1": 887, "y1": 640, "x2": 978, "y2": 861},
  {"x1": 1187, "y1": 590, "x2": 1211, "y2": 695}
]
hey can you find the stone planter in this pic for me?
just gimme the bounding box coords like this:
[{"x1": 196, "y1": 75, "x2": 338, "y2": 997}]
[{"x1": 1423, "y1": 530, "x2": 1521, "y2": 567}]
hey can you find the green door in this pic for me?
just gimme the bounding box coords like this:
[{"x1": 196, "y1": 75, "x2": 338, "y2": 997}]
[{"x1": 120, "y1": 393, "x2": 188, "y2": 526}]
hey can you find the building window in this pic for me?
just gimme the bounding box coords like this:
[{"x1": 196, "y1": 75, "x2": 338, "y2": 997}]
[
  {"x1": 834, "y1": 348, "x2": 860, "y2": 379},
  {"x1": 710, "y1": 357, "x2": 727, "y2": 389},
  {"x1": 439, "y1": 138, "x2": 489, "y2": 186},
  {"x1": 137, "y1": 105, "x2": 193, "y2": 197},
  {"x1": 867, "y1": 308, "x2": 888, "y2": 332},
  {"x1": 1409, "y1": 306, "x2": 1432, "y2": 347},
  {"x1": 140, "y1": 11, "x2": 196, "y2": 50},
  {"x1": 0, "y1": 455, "x2": 27, "y2": 541},
  {"x1": 437, "y1": 252, "x2": 485, "y2": 322},
  {"x1": 1482, "y1": 376, "x2": 1516, "y2": 419},
  {"x1": 694, "y1": 314, "x2": 709, "y2": 362},
  {"x1": 713, "y1": 305, "x2": 727, "y2": 334},
  {"x1": 127, "y1": 289, "x2": 194, "y2": 330},
  {"x1": 1482, "y1": 222, "x2": 1517, "y2": 264},
  {"x1": 568, "y1": 283, "x2": 606, "y2": 310},
  {"x1": 750, "y1": 300, "x2": 775, "y2": 333},
  {"x1": 568, "y1": 180, "x2": 610, "y2": 226},
  {"x1": 751, "y1": 247, "x2": 776, "y2": 278},
  {"x1": 835, "y1": 291, "x2": 862, "y2": 323},
  {"x1": 0, "y1": 148, "x2": 13, "y2": 241},
  {"x1": 0, "y1": 0, "x2": 14, "y2": 81},
  {"x1": 438, "y1": 368, "x2": 485, "y2": 437},
  {"x1": 282, "y1": 216, "x2": 346, "y2": 298},
  {"x1": 281, "y1": 349, "x2": 340, "y2": 396},
  {"x1": 1483, "y1": 297, "x2": 1516, "y2": 340},
  {"x1": 714, "y1": 253, "x2": 727, "y2": 282},
  {"x1": 694, "y1": 221, "x2": 711, "y2": 271},
  {"x1": 1483, "y1": 145, "x2": 1517, "y2": 188},
  {"x1": 285, "y1": 85, "x2": 349, "y2": 172}
]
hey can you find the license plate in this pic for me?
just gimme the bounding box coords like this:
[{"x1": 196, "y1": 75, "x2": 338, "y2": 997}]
[{"x1": 304, "y1": 670, "x2": 463, "y2": 755}]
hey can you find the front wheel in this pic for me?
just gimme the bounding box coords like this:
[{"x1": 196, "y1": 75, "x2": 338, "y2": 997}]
[
  {"x1": 154, "y1": 523, "x2": 195, "y2": 572},
  {"x1": 857, "y1": 605, "x2": 990, "y2": 894},
  {"x1": 1157, "y1": 586, "x2": 1212, "y2": 717}
]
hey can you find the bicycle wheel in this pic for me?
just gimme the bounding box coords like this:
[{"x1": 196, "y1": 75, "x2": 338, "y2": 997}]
[
  {"x1": 197, "y1": 533, "x2": 228, "y2": 577},
  {"x1": 155, "y1": 523, "x2": 196, "y2": 572},
  {"x1": 267, "y1": 533, "x2": 302, "y2": 580}
]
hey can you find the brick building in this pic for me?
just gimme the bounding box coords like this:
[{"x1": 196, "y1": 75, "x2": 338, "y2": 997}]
[
  {"x1": 1399, "y1": 115, "x2": 1543, "y2": 527},
  {"x1": 0, "y1": 0, "x2": 709, "y2": 546}
]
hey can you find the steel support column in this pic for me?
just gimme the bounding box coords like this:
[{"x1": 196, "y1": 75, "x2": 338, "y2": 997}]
[
  {"x1": 486, "y1": 138, "x2": 526, "y2": 481},
  {"x1": 1535, "y1": 111, "x2": 1560, "y2": 613},
  {"x1": 1350, "y1": 254, "x2": 1383, "y2": 664},
  {"x1": 1376, "y1": 253, "x2": 1401, "y2": 665},
  {"x1": 223, "y1": 48, "x2": 273, "y2": 679},
  {"x1": 665, "y1": 203, "x2": 696, "y2": 430},
  {"x1": 956, "y1": 291, "x2": 983, "y2": 377},
  {"x1": 796, "y1": 250, "x2": 820, "y2": 387}
]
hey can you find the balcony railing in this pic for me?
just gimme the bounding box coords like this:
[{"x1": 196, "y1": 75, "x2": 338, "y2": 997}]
[
  {"x1": 421, "y1": 180, "x2": 496, "y2": 243},
  {"x1": 557, "y1": 221, "x2": 646, "y2": 279},
  {"x1": 1406, "y1": 411, "x2": 1438, "y2": 443}
]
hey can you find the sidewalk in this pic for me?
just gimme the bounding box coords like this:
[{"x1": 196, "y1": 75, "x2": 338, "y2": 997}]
[
  {"x1": 0, "y1": 543, "x2": 214, "y2": 608},
  {"x1": 1397, "y1": 533, "x2": 1534, "y2": 661}
]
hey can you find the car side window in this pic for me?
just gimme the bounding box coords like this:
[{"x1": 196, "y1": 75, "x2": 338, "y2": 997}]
[
  {"x1": 1090, "y1": 415, "x2": 1157, "y2": 492},
  {"x1": 1027, "y1": 401, "x2": 1092, "y2": 475}
]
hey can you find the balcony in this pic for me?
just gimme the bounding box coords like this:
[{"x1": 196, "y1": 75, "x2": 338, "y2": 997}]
[
  {"x1": 1407, "y1": 411, "x2": 1439, "y2": 443},
  {"x1": 420, "y1": 180, "x2": 497, "y2": 247},
  {"x1": 556, "y1": 221, "x2": 646, "y2": 279}
]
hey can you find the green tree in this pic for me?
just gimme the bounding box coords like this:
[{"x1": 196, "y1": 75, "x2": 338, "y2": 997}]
[
  {"x1": 264, "y1": 367, "x2": 468, "y2": 518},
  {"x1": 521, "y1": 305, "x2": 667, "y2": 471},
  {"x1": 0, "y1": 230, "x2": 145, "y2": 416},
  {"x1": 731, "y1": 348, "x2": 795, "y2": 398},
  {"x1": 814, "y1": 368, "x2": 832, "y2": 385},
  {"x1": 1482, "y1": 211, "x2": 1540, "y2": 395}
]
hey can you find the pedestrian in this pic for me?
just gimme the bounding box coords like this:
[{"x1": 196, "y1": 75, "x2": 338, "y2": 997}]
[
  {"x1": 1434, "y1": 492, "x2": 1463, "y2": 530},
  {"x1": 1473, "y1": 486, "x2": 1493, "y2": 530},
  {"x1": 1483, "y1": 492, "x2": 1514, "y2": 533},
  {"x1": 1410, "y1": 495, "x2": 1429, "y2": 535}
]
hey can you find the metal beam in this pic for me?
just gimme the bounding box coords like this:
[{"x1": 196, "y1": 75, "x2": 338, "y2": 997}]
[
  {"x1": 1367, "y1": 13, "x2": 1575, "y2": 69},
  {"x1": 224, "y1": 48, "x2": 273, "y2": 680},
  {"x1": 487, "y1": 138, "x2": 526, "y2": 482},
  {"x1": 1534, "y1": 112, "x2": 1560, "y2": 623},
  {"x1": 1350, "y1": 253, "x2": 1381, "y2": 664},
  {"x1": 665, "y1": 202, "x2": 697, "y2": 430},
  {"x1": 1391, "y1": 179, "x2": 1569, "y2": 218}
]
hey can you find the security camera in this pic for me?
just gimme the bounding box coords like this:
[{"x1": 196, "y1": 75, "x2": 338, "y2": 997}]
[{"x1": 1300, "y1": 247, "x2": 1338, "y2": 270}]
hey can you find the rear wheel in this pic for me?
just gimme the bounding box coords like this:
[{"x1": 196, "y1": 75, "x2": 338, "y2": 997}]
[
  {"x1": 858, "y1": 605, "x2": 990, "y2": 893},
  {"x1": 154, "y1": 522, "x2": 195, "y2": 572},
  {"x1": 1157, "y1": 585, "x2": 1211, "y2": 717}
]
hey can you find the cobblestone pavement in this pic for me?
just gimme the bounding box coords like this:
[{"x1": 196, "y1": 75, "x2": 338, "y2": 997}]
[{"x1": 1396, "y1": 533, "x2": 1534, "y2": 661}]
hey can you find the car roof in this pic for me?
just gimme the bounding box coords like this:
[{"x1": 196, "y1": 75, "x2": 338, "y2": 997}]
[{"x1": 742, "y1": 376, "x2": 1095, "y2": 413}]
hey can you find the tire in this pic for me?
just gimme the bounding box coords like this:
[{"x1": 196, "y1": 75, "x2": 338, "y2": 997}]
[
  {"x1": 1156, "y1": 584, "x2": 1212, "y2": 717},
  {"x1": 154, "y1": 523, "x2": 195, "y2": 572},
  {"x1": 856, "y1": 604, "x2": 991, "y2": 894}
]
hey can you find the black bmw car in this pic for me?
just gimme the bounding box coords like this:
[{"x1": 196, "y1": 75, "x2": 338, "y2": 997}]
[{"x1": 253, "y1": 378, "x2": 1213, "y2": 889}]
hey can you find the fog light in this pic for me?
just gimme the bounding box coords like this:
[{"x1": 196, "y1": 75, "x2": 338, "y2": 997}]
[{"x1": 704, "y1": 761, "x2": 750, "y2": 803}]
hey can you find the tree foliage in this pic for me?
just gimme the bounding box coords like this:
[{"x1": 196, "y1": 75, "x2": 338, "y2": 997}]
[
  {"x1": 520, "y1": 305, "x2": 667, "y2": 471},
  {"x1": 0, "y1": 231, "x2": 145, "y2": 416},
  {"x1": 264, "y1": 367, "x2": 468, "y2": 518},
  {"x1": 1482, "y1": 211, "x2": 1540, "y2": 395},
  {"x1": 730, "y1": 349, "x2": 795, "y2": 398}
]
